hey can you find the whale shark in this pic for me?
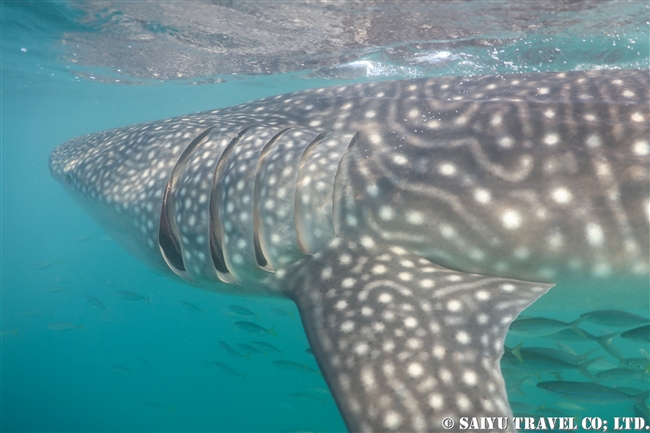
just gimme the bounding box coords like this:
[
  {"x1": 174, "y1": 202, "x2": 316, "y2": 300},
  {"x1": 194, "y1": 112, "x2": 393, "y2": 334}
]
[{"x1": 50, "y1": 69, "x2": 649, "y2": 432}]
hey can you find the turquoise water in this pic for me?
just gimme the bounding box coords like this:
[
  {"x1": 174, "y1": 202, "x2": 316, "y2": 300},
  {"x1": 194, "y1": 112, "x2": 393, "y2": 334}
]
[{"x1": 1, "y1": 2, "x2": 649, "y2": 432}]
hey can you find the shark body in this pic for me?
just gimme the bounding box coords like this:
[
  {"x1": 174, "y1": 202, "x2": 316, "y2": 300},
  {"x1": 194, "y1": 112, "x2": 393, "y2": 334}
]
[{"x1": 50, "y1": 70, "x2": 649, "y2": 432}]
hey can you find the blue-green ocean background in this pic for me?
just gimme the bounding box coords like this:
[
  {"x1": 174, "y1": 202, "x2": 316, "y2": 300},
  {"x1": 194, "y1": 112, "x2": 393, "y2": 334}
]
[{"x1": 1, "y1": 2, "x2": 649, "y2": 432}]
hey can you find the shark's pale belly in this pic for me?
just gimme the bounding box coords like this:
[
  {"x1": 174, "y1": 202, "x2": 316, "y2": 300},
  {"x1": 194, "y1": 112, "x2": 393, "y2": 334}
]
[{"x1": 50, "y1": 70, "x2": 649, "y2": 432}]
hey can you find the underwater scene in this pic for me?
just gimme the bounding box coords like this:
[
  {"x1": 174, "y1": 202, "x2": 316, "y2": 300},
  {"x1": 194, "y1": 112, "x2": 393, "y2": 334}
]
[{"x1": 2, "y1": 2, "x2": 649, "y2": 432}]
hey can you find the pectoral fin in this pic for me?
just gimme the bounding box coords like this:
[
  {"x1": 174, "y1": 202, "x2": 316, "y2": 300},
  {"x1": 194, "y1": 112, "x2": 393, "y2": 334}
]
[{"x1": 279, "y1": 239, "x2": 553, "y2": 432}]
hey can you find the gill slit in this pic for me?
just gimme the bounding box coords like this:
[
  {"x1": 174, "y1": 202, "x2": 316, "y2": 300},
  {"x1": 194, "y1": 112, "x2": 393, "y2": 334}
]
[
  {"x1": 209, "y1": 125, "x2": 256, "y2": 282},
  {"x1": 159, "y1": 126, "x2": 216, "y2": 280}
]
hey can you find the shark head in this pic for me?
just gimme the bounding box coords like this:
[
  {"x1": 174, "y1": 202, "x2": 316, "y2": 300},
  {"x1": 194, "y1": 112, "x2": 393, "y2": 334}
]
[{"x1": 50, "y1": 69, "x2": 649, "y2": 431}]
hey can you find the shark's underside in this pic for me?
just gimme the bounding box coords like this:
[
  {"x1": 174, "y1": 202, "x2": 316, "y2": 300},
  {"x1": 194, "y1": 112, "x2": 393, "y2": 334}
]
[{"x1": 50, "y1": 70, "x2": 649, "y2": 432}]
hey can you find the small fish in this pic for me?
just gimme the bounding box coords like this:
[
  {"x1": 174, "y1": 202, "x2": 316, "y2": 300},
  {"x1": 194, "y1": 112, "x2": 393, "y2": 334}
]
[
  {"x1": 236, "y1": 343, "x2": 265, "y2": 357},
  {"x1": 552, "y1": 401, "x2": 586, "y2": 412},
  {"x1": 234, "y1": 321, "x2": 275, "y2": 336},
  {"x1": 305, "y1": 348, "x2": 313, "y2": 356},
  {"x1": 640, "y1": 349, "x2": 650, "y2": 359},
  {"x1": 543, "y1": 327, "x2": 593, "y2": 342},
  {"x1": 110, "y1": 365, "x2": 133, "y2": 375},
  {"x1": 535, "y1": 405, "x2": 569, "y2": 417},
  {"x1": 30, "y1": 259, "x2": 63, "y2": 270},
  {"x1": 619, "y1": 358, "x2": 650, "y2": 371},
  {"x1": 103, "y1": 279, "x2": 123, "y2": 287},
  {"x1": 621, "y1": 325, "x2": 650, "y2": 342},
  {"x1": 521, "y1": 346, "x2": 598, "y2": 366},
  {"x1": 505, "y1": 373, "x2": 530, "y2": 397},
  {"x1": 21, "y1": 309, "x2": 50, "y2": 317},
  {"x1": 116, "y1": 291, "x2": 151, "y2": 304},
  {"x1": 212, "y1": 362, "x2": 247, "y2": 380},
  {"x1": 84, "y1": 294, "x2": 106, "y2": 311},
  {"x1": 552, "y1": 327, "x2": 625, "y2": 361},
  {"x1": 270, "y1": 308, "x2": 293, "y2": 318},
  {"x1": 579, "y1": 310, "x2": 650, "y2": 328},
  {"x1": 229, "y1": 305, "x2": 257, "y2": 319},
  {"x1": 634, "y1": 402, "x2": 650, "y2": 424},
  {"x1": 72, "y1": 235, "x2": 93, "y2": 242},
  {"x1": 288, "y1": 393, "x2": 325, "y2": 405},
  {"x1": 555, "y1": 342, "x2": 577, "y2": 356},
  {"x1": 276, "y1": 402, "x2": 300, "y2": 414},
  {"x1": 141, "y1": 402, "x2": 175, "y2": 413},
  {"x1": 53, "y1": 276, "x2": 81, "y2": 284},
  {"x1": 43, "y1": 285, "x2": 69, "y2": 294},
  {"x1": 250, "y1": 341, "x2": 283, "y2": 356},
  {"x1": 509, "y1": 401, "x2": 538, "y2": 414},
  {"x1": 508, "y1": 317, "x2": 584, "y2": 337},
  {"x1": 219, "y1": 341, "x2": 250, "y2": 361},
  {"x1": 634, "y1": 372, "x2": 650, "y2": 382},
  {"x1": 179, "y1": 300, "x2": 203, "y2": 312},
  {"x1": 48, "y1": 322, "x2": 85, "y2": 332},
  {"x1": 502, "y1": 346, "x2": 598, "y2": 379},
  {"x1": 589, "y1": 330, "x2": 625, "y2": 361},
  {"x1": 0, "y1": 329, "x2": 18, "y2": 337},
  {"x1": 595, "y1": 368, "x2": 644, "y2": 382},
  {"x1": 272, "y1": 360, "x2": 318, "y2": 374},
  {"x1": 589, "y1": 359, "x2": 620, "y2": 374},
  {"x1": 613, "y1": 386, "x2": 647, "y2": 396},
  {"x1": 537, "y1": 381, "x2": 650, "y2": 404},
  {"x1": 307, "y1": 387, "x2": 332, "y2": 396}
]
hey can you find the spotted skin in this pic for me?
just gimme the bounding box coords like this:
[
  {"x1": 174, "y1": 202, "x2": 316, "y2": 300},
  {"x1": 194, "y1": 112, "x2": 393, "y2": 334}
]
[
  {"x1": 50, "y1": 70, "x2": 649, "y2": 432},
  {"x1": 284, "y1": 239, "x2": 550, "y2": 431}
]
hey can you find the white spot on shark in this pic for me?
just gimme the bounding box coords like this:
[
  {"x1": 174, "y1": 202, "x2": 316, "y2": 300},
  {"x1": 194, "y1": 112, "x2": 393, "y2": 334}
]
[
  {"x1": 439, "y1": 163, "x2": 457, "y2": 176},
  {"x1": 586, "y1": 222, "x2": 604, "y2": 246},
  {"x1": 551, "y1": 187, "x2": 573, "y2": 204},
  {"x1": 633, "y1": 140, "x2": 649, "y2": 156},
  {"x1": 544, "y1": 133, "x2": 559, "y2": 146},
  {"x1": 474, "y1": 189, "x2": 491, "y2": 204},
  {"x1": 501, "y1": 209, "x2": 522, "y2": 230}
]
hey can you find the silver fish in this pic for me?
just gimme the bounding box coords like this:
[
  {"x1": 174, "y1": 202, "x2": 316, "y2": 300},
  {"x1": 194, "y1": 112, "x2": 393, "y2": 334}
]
[
  {"x1": 49, "y1": 70, "x2": 649, "y2": 432},
  {"x1": 619, "y1": 357, "x2": 650, "y2": 371},
  {"x1": 270, "y1": 307, "x2": 293, "y2": 318},
  {"x1": 250, "y1": 341, "x2": 283, "y2": 356},
  {"x1": 110, "y1": 365, "x2": 133, "y2": 375},
  {"x1": 579, "y1": 310, "x2": 650, "y2": 327},
  {"x1": 537, "y1": 381, "x2": 650, "y2": 405},
  {"x1": 115, "y1": 290, "x2": 151, "y2": 304},
  {"x1": 236, "y1": 343, "x2": 265, "y2": 357},
  {"x1": 272, "y1": 360, "x2": 319, "y2": 374},
  {"x1": 30, "y1": 259, "x2": 63, "y2": 270},
  {"x1": 233, "y1": 321, "x2": 275, "y2": 336},
  {"x1": 84, "y1": 294, "x2": 106, "y2": 311},
  {"x1": 0, "y1": 329, "x2": 18, "y2": 337},
  {"x1": 229, "y1": 305, "x2": 258, "y2": 319},
  {"x1": 219, "y1": 341, "x2": 250, "y2": 361},
  {"x1": 21, "y1": 309, "x2": 50, "y2": 318},
  {"x1": 52, "y1": 275, "x2": 81, "y2": 284},
  {"x1": 621, "y1": 325, "x2": 650, "y2": 342},
  {"x1": 595, "y1": 368, "x2": 648, "y2": 382},
  {"x1": 179, "y1": 300, "x2": 203, "y2": 312},
  {"x1": 212, "y1": 361, "x2": 247, "y2": 380},
  {"x1": 47, "y1": 322, "x2": 85, "y2": 332},
  {"x1": 509, "y1": 317, "x2": 584, "y2": 337},
  {"x1": 288, "y1": 393, "x2": 325, "y2": 405},
  {"x1": 43, "y1": 285, "x2": 69, "y2": 294}
]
